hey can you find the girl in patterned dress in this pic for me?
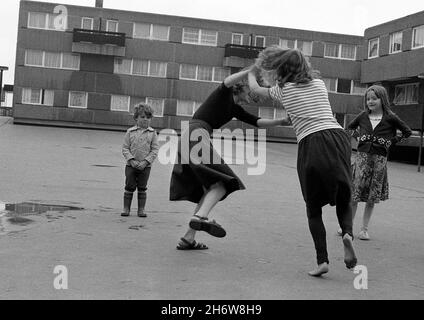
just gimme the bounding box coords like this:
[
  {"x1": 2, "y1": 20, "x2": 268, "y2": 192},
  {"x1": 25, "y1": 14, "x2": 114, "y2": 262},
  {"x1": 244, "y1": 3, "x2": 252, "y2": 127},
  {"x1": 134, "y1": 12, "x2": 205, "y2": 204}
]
[{"x1": 345, "y1": 85, "x2": 411, "y2": 240}]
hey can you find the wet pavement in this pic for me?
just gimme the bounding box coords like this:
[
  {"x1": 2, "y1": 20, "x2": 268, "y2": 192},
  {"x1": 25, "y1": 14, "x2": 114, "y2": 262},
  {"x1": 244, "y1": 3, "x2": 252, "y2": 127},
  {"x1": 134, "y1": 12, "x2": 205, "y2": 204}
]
[{"x1": 0, "y1": 116, "x2": 423, "y2": 300}]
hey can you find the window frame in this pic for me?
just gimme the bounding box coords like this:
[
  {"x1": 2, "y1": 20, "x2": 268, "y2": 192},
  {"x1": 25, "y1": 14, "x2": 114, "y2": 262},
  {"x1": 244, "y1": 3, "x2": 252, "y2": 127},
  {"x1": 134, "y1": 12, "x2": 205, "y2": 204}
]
[
  {"x1": 68, "y1": 91, "x2": 88, "y2": 109},
  {"x1": 389, "y1": 31, "x2": 403, "y2": 54},
  {"x1": 231, "y1": 33, "x2": 243, "y2": 45},
  {"x1": 81, "y1": 17, "x2": 94, "y2": 30},
  {"x1": 24, "y1": 50, "x2": 80, "y2": 70},
  {"x1": 182, "y1": 28, "x2": 218, "y2": 46},
  {"x1": 21, "y1": 88, "x2": 54, "y2": 106},
  {"x1": 368, "y1": 37, "x2": 379, "y2": 59},
  {"x1": 393, "y1": 83, "x2": 420, "y2": 105},
  {"x1": 412, "y1": 25, "x2": 424, "y2": 50},
  {"x1": 133, "y1": 23, "x2": 170, "y2": 41},
  {"x1": 146, "y1": 97, "x2": 165, "y2": 117},
  {"x1": 106, "y1": 20, "x2": 119, "y2": 33},
  {"x1": 254, "y1": 35, "x2": 266, "y2": 48},
  {"x1": 324, "y1": 43, "x2": 356, "y2": 60},
  {"x1": 110, "y1": 94, "x2": 130, "y2": 112},
  {"x1": 27, "y1": 11, "x2": 67, "y2": 31}
]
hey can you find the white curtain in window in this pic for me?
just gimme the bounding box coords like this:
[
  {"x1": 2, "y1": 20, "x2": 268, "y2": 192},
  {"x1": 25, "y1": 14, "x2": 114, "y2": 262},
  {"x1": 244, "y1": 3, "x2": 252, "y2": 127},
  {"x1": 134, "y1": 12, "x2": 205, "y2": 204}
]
[
  {"x1": 111, "y1": 95, "x2": 129, "y2": 111},
  {"x1": 25, "y1": 50, "x2": 44, "y2": 66},
  {"x1": 213, "y1": 67, "x2": 230, "y2": 82},
  {"x1": 197, "y1": 66, "x2": 213, "y2": 81},
  {"x1": 232, "y1": 34, "x2": 243, "y2": 45},
  {"x1": 390, "y1": 32, "x2": 402, "y2": 53},
  {"x1": 322, "y1": 78, "x2": 337, "y2": 92},
  {"x1": 114, "y1": 58, "x2": 132, "y2": 74},
  {"x1": 368, "y1": 39, "x2": 379, "y2": 57},
  {"x1": 107, "y1": 20, "x2": 118, "y2": 33},
  {"x1": 134, "y1": 23, "x2": 150, "y2": 38},
  {"x1": 62, "y1": 53, "x2": 80, "y2": 70},
  {"x1": 177, "y1": 100, "x2": 194, "y2": 116},
  {"x1": 279, "y1": 39, "x2": 295, "y2": 49},
  {"x1": 201, "y1": 30, "x2": 218, "y2": 46},
  {"x1": 352, "y1": 81, "x2": 367, "y2": 95},
  {"x1": 22, "y1": 88, "x2": 40, "y2": 104},
  {"x1": 182, "y1": 28, "x2": 199, "y2": 43},
  {"x1": 146, "y1": 98, "x2": 164, "y2": 116},
  {"x1": 28, "y1": 12, "x2": 46, "y2": 29},
  {"x1": 275, "y1": 108, "x2": 287, "y2": 119},
  {"x1": 406, "y1": 84, "x2": 419, "y2": 104},
  {"x1": 413, "y1": 26, "x2": 424, "y2": 48},
  {"x1": 82, "y1": 18, "x2": 93, "y2": 30},
  {"x1": 69, "y1": 92, "x2": 87, "y2": 108},
  {"x1": 44, "y1": 52, "x2": 61, "y2": 68},
  {"x1": 324, "y1": 43, "x2": 338, "y2": 57},
  {"x1": 298, "y1": 41, "x2": 313, "y2": 56},
  {"x1": 151, "y1": 25, "x2": 169, "y2": 40},
  {"x1": 149, "y1": 61, "x2": 166, "y2": 77},
  {"x1": 341, "y1": 44, "x2": 356, "y2": 59},
  {"x1": 180, "y1": 64, "x2": 197, "y2": 79},
  {"x1": 133, "y1": 60, "x2": 149, "y2": 76},
  {"x1": 43, "y1": 90, "x2": 54, "y2": 106},
  {"x1": 255, "y1": 36, "x2": 265, "y2": 48}
]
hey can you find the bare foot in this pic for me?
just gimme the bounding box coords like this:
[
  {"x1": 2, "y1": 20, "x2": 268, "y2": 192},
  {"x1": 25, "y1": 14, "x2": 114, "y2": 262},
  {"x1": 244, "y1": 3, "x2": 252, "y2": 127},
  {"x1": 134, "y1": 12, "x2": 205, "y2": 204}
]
[
  {"x1": 343, "y1": 234, "x2": 358, "y2": 269},
  {"x1": 308, "y1": 263, "x2": 329, "y2": 277}
]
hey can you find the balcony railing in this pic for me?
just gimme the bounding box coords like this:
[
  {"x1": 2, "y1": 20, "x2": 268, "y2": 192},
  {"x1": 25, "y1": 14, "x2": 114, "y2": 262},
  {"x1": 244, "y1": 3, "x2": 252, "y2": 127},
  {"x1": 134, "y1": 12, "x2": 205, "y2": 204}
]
[
  {"x1": 224, "y1": 44, "x2": 264, "y2": 59},
  {"x1": 73, "y1": 29, "x2": 126, "y2": 47}
]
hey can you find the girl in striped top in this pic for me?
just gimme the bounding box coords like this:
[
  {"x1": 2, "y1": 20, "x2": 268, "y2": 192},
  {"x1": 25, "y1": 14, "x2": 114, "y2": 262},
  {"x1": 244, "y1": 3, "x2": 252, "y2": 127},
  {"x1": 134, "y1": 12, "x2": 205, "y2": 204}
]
[{"x1": 248, "y1": 47, "x2": 357, "y2": 277}]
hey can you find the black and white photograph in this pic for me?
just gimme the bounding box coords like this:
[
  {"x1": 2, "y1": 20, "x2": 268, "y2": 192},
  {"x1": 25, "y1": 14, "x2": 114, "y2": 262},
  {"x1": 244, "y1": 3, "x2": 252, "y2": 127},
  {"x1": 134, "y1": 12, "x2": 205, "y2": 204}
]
[{"x1": 0, "y1": 0, "x2": 423, "y2": 305}]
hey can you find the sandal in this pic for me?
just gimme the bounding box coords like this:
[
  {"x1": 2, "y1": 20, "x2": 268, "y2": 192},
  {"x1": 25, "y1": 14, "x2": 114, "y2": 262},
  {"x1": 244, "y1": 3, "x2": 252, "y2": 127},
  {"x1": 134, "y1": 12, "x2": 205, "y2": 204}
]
[
  {"x1": 189, "y1": 215, "x2": 226, "y2": 238},
  {"x1": 176, "y1": 238, "x2": 208, "y2": 250}
]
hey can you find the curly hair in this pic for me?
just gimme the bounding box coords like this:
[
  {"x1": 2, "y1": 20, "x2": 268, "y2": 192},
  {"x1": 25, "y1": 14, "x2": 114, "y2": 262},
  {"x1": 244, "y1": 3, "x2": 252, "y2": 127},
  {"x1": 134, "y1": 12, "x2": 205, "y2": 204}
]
[
  {"x1": 256, "y1": 46, "x2": 317, "y2": 86},
  {"x1": 133, "y1": 103, "x2": 154, "y2": 120}
]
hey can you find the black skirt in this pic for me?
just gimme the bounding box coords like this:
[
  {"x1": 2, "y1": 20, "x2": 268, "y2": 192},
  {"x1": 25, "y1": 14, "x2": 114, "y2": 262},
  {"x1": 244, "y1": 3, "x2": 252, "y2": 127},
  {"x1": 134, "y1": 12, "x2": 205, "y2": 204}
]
[
  {"x1": 169, "y1": 119, "x2": 245, "y2": 203},
  {"x1": 297, "y1": 129, "x2": 352, "y2": 207}
]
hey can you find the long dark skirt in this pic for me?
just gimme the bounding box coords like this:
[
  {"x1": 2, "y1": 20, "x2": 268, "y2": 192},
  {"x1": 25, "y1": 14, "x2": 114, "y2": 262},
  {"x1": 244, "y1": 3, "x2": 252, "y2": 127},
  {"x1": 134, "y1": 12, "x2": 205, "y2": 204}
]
[
  {"x1": 297, "y1": 129, "x2": 352, "y2": 208},
  {"x1": 169, "y1": 119, "x2": 245, "y2": 203}
]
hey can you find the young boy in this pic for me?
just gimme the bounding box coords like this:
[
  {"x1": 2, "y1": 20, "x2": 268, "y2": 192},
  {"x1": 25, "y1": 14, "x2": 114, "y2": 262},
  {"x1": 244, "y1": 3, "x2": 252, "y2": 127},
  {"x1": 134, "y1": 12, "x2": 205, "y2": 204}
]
[{"x1": 121, "y1": 103, "x2": 159, "y2": 217}]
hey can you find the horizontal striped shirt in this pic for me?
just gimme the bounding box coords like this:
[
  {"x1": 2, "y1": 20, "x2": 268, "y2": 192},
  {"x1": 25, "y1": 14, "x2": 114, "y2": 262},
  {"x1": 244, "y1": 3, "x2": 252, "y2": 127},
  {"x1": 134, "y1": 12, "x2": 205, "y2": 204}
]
[{"x1": 269, "y1": 79, "x2": 342, "y2": 142}]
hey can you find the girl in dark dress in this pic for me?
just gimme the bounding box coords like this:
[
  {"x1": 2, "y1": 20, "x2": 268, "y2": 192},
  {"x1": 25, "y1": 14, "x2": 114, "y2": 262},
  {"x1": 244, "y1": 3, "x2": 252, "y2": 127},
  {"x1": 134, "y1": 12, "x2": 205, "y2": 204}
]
[{"x1": 170, "y1": 67, "x2": 289, "y2": 250}]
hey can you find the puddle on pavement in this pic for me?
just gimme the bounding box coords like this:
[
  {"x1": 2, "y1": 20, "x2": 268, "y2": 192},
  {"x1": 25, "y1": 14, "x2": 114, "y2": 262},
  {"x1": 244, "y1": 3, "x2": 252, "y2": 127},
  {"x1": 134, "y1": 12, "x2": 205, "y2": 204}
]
[
  {"x1": 92, "y1": 164, "x2": 118, "y2": 168},
  {"x1": 0, "y1": 201, "x2": 84, "y2": 235}
]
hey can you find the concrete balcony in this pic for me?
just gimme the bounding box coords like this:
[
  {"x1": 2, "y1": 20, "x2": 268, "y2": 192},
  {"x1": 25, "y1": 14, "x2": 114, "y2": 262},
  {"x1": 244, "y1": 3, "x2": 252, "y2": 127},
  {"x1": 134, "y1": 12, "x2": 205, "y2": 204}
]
[
  {"x1": 223, "y1": 44, "x2": 263, "y2": 68},
  {"x1": 72, "y1": 29, "x2": 126, "y2": 57}
]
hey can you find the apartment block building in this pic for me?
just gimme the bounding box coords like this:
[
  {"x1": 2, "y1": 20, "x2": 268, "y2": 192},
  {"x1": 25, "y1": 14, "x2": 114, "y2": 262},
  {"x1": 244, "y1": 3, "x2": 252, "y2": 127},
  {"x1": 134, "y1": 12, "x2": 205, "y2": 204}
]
[{"x1": 13, "y1": 0, "x2": 369, "y2": 141}]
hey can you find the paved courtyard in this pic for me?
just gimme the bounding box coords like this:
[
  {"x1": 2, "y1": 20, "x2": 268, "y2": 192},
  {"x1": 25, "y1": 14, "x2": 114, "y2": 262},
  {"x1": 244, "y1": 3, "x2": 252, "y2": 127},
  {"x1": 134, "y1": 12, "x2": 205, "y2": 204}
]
[{"x1": 0, "y1": 116, "x2": 423, "y2": 300}]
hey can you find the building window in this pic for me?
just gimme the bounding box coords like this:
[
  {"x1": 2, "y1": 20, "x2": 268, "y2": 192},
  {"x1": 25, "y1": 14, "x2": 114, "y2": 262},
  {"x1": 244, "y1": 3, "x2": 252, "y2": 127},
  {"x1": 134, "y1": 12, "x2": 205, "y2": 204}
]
[
  {"x1": 69, "y1": 91, "x2": 88, "y2": 109},
  {"x1": 133, "y1": 23, "x2": 169, "y2": 41},
  {"x1": 22, "y1": 88, "x2": 54, "y2": 106},
  {"x1": 182, "y1": 28, "x2": 217, "y2": 46},
  {"x1": 412, "y1": 25, "x2": 424, "y2": 49},
  {"x1": 337, "y1": 78, "x2": 352, "y2": 94},
  {"x1": 177, "y1": 100, "x2": 196, "y2": 116},
  {"x1": 213, "y1": 67, "x2": 230, "y2": 82},
  {"x1": 106, "y1": 20, "x2": 119, "y2": 33},
  {"x1": 114, "y1": 59, "x2": 166, "y2": 77},
  {"x1": 197, "y1": 66, "x2": 213, "y2": 82},
  {"x1": 146, "y1": 97, "x2": 164, "y2": 117},
  {"x1": 81, "y1": 17, "x2": 94, "y2": 30},
  {"x1": 62, "y1": 53, "x2": 80, "y2": 70},
  {"x1": 368, "y1": 37, "x2": 379, "y2": 58},
  {"x1": 179, "y1": 64, "x2": 230, "y2": 82},
  {"x1": 232, "y1": 33, "x2": 243, "y2": 45},
  {"x1": 180, "y1": 64, "x2": 197, "y2": 80},
  {"x1": 25, "y1": 50, "x2": 80, "y2": 70},
  {"x1": 28, "y1": 12, "x2": 67, "y2": 31},
  {"x1": 324, "y1": 43, "x2": 356, "y2": 60},
  {"x1": 322, "y1": 77, "x2": 337, "y2": 92},
  {"x1": 393, "y1": 83, "x2": 419, "y2": 105},
  {"x1": 254, "y1": 36, "x2": 266, "y2": 48},
  {"x1": 258, "y1": 107, "x2": 287, "y2": 120},
  {"x1": 352, "y1": 81, "x2": 367, "y2": 95},
  {"x1": 280, "y1": 39, "x2": 313, "y2": 56},
  {"x1": 25, "y1": 50, "x2": 44, "y2": 67},
  {"x1": 111, "y1": 95, "x2": 130, "y2": 112},
  {"x1": 389, "y1": 31, "x2": 403, "y2": 54}
]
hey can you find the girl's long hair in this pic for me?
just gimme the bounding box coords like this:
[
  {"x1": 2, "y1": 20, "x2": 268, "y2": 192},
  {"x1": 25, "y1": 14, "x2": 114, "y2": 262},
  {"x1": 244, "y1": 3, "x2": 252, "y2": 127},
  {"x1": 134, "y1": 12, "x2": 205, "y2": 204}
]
[
  {"x1": 256, "y1": 46, "x2": 317, "y2": 86},
  {"x1": 364, "y1": 85, "x2": 394, "y2": 116}
]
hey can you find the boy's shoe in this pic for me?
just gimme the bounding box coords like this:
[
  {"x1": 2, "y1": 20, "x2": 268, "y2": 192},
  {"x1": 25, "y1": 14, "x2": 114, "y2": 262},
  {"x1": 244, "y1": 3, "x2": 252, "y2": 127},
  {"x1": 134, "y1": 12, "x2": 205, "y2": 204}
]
[
  {"x1": 121, "y1": 192, "x2": 133, "y2": 216},
  {"x1": 337, "y1": 228, "x2": 343, "y2": 236},
  {"x1": 137, "y1": 210, "x2": 147, "y2": 218},
  {"x1": 358, "y1": 230, "x2": 370, "y2": 240}
]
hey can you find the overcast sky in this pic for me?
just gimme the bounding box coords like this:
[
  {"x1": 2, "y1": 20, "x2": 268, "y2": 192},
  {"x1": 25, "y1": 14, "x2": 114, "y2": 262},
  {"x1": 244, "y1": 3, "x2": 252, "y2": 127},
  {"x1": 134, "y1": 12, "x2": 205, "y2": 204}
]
[{"x1": 1, "y1": 0, "x2": 423, "y2": 85}]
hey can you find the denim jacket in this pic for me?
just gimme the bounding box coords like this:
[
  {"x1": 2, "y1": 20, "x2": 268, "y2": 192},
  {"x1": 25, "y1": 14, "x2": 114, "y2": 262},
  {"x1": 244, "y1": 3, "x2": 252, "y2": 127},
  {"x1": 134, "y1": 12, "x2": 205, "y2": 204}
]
[
  {"x1": 122, "y1": 126, "x2": 159, "y2": 166},
  {"x1": 347, "y1": 111, "x2": 412, "y2": 157}
]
